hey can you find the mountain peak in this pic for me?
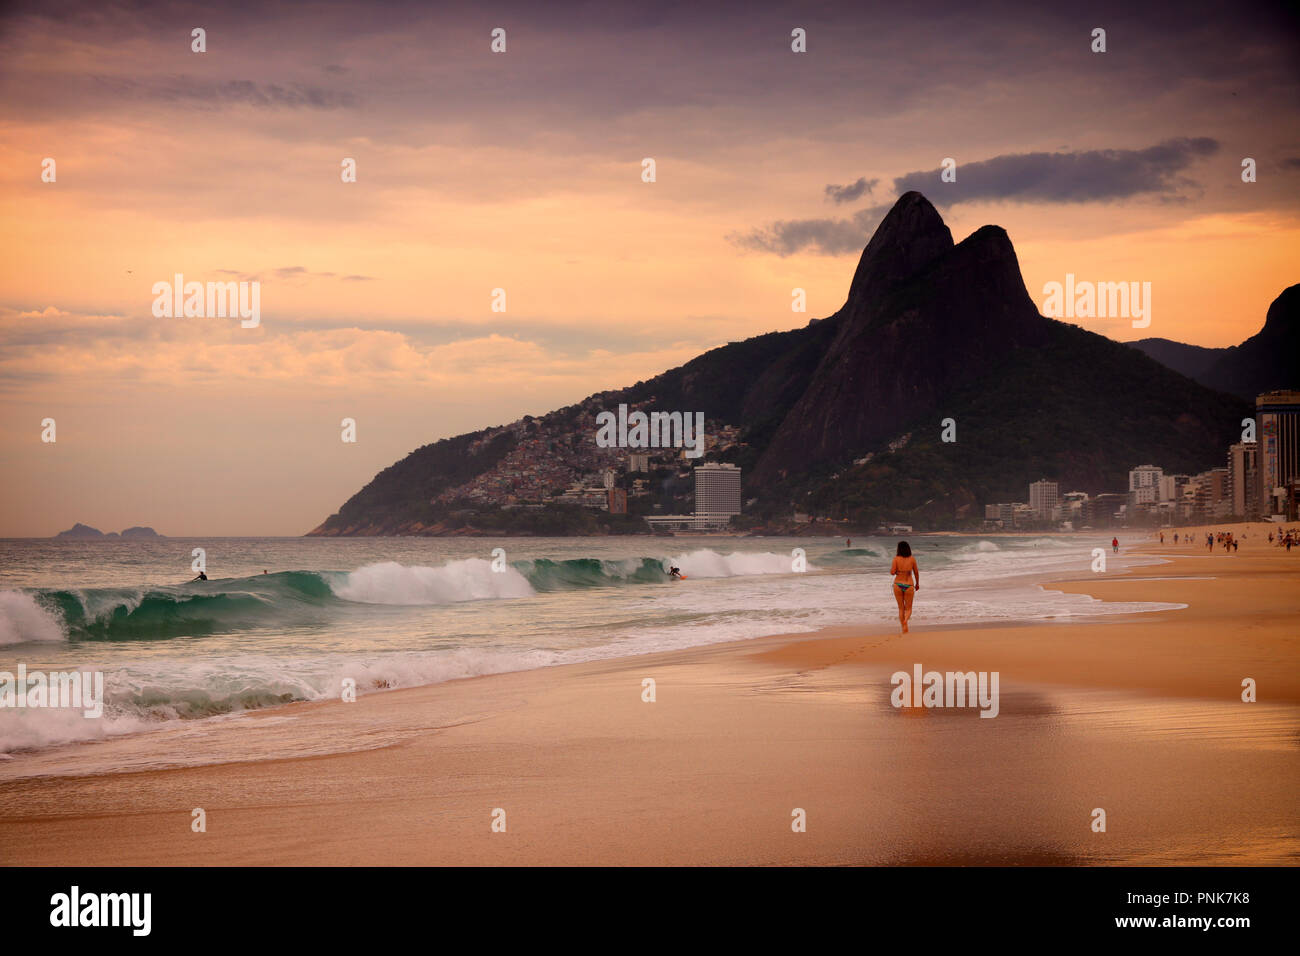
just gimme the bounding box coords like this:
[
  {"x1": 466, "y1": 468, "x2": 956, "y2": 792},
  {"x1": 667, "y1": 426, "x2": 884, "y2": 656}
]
[
  {"x1": 843, "y1": 191, "x2": 954, "y2": 313},
  {"x1": 751, "y1": 196, "x2": 1046, "y2": 483}
]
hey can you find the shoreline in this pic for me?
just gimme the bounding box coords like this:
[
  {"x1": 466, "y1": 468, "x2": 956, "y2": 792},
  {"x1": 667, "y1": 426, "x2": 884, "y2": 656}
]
[
  {"x1": 1, "y1": 523, "x2": 1296, "y2": 865},
  {"x1": 0, "y1": 529, "x2": 1177, "y2": 765},
  {"x1": 0, "y1": 526, "x2": 1287, "y2": 768},
  {"x1": 0, "y1": 535, "x2": 1175, "y2": 771}
]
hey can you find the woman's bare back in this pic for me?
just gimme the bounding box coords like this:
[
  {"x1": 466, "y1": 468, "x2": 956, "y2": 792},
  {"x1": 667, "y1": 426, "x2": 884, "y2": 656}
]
[{"x1": 890, "y1": 555, "x2": 917, "y2": 584}]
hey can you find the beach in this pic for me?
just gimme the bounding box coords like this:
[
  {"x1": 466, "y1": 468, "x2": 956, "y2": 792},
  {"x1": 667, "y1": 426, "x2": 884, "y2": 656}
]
[{"x1": 1, "y1": 524, "x2": 1297, "y2": 866}]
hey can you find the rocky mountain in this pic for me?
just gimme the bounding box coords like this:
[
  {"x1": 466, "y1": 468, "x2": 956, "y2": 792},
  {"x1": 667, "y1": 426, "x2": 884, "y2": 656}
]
[
  {"x1": 753, "y1": 193, "x2": 1050, "y2": 482},
  {"x1": 311, "y1": 192, "x2": 1253, "y2": 535},
  {"x1": 1131, "y1": 284, "x2": 1299, "y2": 401}
]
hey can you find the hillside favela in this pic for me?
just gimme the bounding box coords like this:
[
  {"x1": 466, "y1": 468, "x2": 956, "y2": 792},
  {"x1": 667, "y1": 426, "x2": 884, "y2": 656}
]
[{"x1": 1, "y1": 0, "x2": 1298, "y2": 933}]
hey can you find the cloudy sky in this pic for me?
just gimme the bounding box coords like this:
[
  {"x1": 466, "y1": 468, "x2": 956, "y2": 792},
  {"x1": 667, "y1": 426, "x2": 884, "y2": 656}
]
[{"x1": 2, "y1": 0, "x2": 1298, "y2": 535}]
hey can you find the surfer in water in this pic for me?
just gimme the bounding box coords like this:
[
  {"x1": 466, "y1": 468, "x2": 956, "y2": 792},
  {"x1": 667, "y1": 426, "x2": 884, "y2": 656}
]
[
  {"x1": 889, "y1": 541, "x2": 919, "y2": 633},
  {"x1": 191, "y1": 571, "x2": 208, "y2": 581},
  {"x1": 668, "y1": 566, "x2": 683, "y2": 580}
]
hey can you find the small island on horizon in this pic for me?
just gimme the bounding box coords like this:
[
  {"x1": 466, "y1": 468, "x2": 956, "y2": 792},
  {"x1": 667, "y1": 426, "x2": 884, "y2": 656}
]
[{"x1": 54, "y1": 523, "x2": 164, "y2": 539}]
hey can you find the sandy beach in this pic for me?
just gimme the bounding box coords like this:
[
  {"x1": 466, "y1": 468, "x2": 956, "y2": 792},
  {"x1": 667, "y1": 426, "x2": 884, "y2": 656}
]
[{"x1": 1, "y1": 523, "x2": 1296, "y2": 867}]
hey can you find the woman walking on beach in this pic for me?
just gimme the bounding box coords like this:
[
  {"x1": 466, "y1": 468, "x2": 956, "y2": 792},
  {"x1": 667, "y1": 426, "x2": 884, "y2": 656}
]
[{"x1": 890, "y1": 541, "x2": 920, "y2": 633}]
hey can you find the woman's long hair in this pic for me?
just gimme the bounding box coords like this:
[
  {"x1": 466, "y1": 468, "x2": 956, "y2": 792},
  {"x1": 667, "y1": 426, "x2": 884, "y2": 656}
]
[{"x1": 896, "y1": 541, "x2": 911, "y2": 558}]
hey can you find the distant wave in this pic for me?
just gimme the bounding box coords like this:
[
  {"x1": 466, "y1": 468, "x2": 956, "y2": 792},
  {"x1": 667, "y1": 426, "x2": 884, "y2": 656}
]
[
  {"x1": 815, "y1": 546, "x2": 886, "y2": 566},
  {"x1": 0, "y1": 550, "x2": 814, "y2": 644}
]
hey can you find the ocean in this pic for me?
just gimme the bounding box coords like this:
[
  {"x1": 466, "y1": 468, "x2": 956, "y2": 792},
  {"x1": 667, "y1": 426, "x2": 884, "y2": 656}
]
[{"x1": 0, "y1": 534, "x2": 1176, "y2": 760}]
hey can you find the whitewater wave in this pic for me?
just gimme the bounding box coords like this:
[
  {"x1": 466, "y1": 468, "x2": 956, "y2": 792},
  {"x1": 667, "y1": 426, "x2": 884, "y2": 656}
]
[
  {"x1": 329, "y1": 560, "x2": 534, "y2": 605},
  {"x1": 668, "y1": 549, "x2": 814, "y2": 578},
  {"x1": 0, "y1": 591, "x2": 65, "y2": 646}
]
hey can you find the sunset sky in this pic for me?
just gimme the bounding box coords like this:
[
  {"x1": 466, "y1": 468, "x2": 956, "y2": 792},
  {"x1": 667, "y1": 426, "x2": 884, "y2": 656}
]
[{"x1": 2, "y1": 0, "x2": 1298, "y2": 536}]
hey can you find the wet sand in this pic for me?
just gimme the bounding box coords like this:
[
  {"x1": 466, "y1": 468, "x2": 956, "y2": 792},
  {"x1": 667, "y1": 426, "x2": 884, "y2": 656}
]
[{"x1": 1, "y1": 524, "x2": 1296, "y2": 866}]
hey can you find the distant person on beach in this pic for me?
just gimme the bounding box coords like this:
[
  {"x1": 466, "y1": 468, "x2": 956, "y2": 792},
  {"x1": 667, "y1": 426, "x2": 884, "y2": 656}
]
[
  {"x1": 1112, "y1": 537, "x2": 1119, "y2": 553},
  {"x1": 1174, "y1": 533, "x2": 1179, "y2": 544},
  {"x1": 846, "y1": 538, "x2": 851, "y2": 548},
  {"x1": 890, "y1": 541, "x2": 919, "y2": 634},
  {"x1": 1160, "y1": 532, "x2": 1165, "y2": 544}
]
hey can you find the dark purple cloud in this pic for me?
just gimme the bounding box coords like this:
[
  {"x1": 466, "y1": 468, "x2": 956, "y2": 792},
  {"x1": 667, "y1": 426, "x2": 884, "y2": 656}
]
[
  {"x1": 891, "y1": 138, "x2": 1219, "y2": 203},
  {"x1": 729, "y1": 203, "x2": 891, "y2": 256},
  {"x1": 736, "y1": 139, "x2": 1223, "y2": 256},
  {"x1": 824, "y1": 177, "x2": 877, "y2": 204}
]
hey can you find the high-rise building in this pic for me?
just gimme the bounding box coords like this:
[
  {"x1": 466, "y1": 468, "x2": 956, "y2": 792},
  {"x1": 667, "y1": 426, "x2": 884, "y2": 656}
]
[
  {"x1": 1129, "y1": 464, "x2": 1163, "y2": 491},
  {"x1": 1028, "y1": 479, "x2": 1059, "y2": 519},
  {"x1": 1157, "y1": 474, "x2": 1190, "y2": 503},
  {"x1": 1192, "y1": 468, "x2": 1229, "y2": 519},
  {"x1": 1227, "y1": 443, "x2": 1259, "y2": 519},
  {"x1": 1083, "y1": 493, "x2": 1128, "y2": 527},
  {"x1": 694, "y1": 462, "x2": 741, "y2": 517},
  {"x1": 1257, "y1": 391, "x2": 1300, "y2": 519},
  {"x1": 1126, "y1": 465, "x2": 1163, "y2": 515},
  {"x1": 1131, "y1": 485, "x2": 1158, "y2": 507}
]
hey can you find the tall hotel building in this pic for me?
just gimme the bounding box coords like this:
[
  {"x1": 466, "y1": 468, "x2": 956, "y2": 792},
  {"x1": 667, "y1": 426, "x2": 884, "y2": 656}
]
[
  {"x1": 1028, "y1": 479, "x2": 1059, "y2": 519},
  {"x1": 1258, "y1": 391, "x2": 1300, "y2": 519},
  {"x1": 694, "y1": 462, "x2": 742, "y2": 518}
]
